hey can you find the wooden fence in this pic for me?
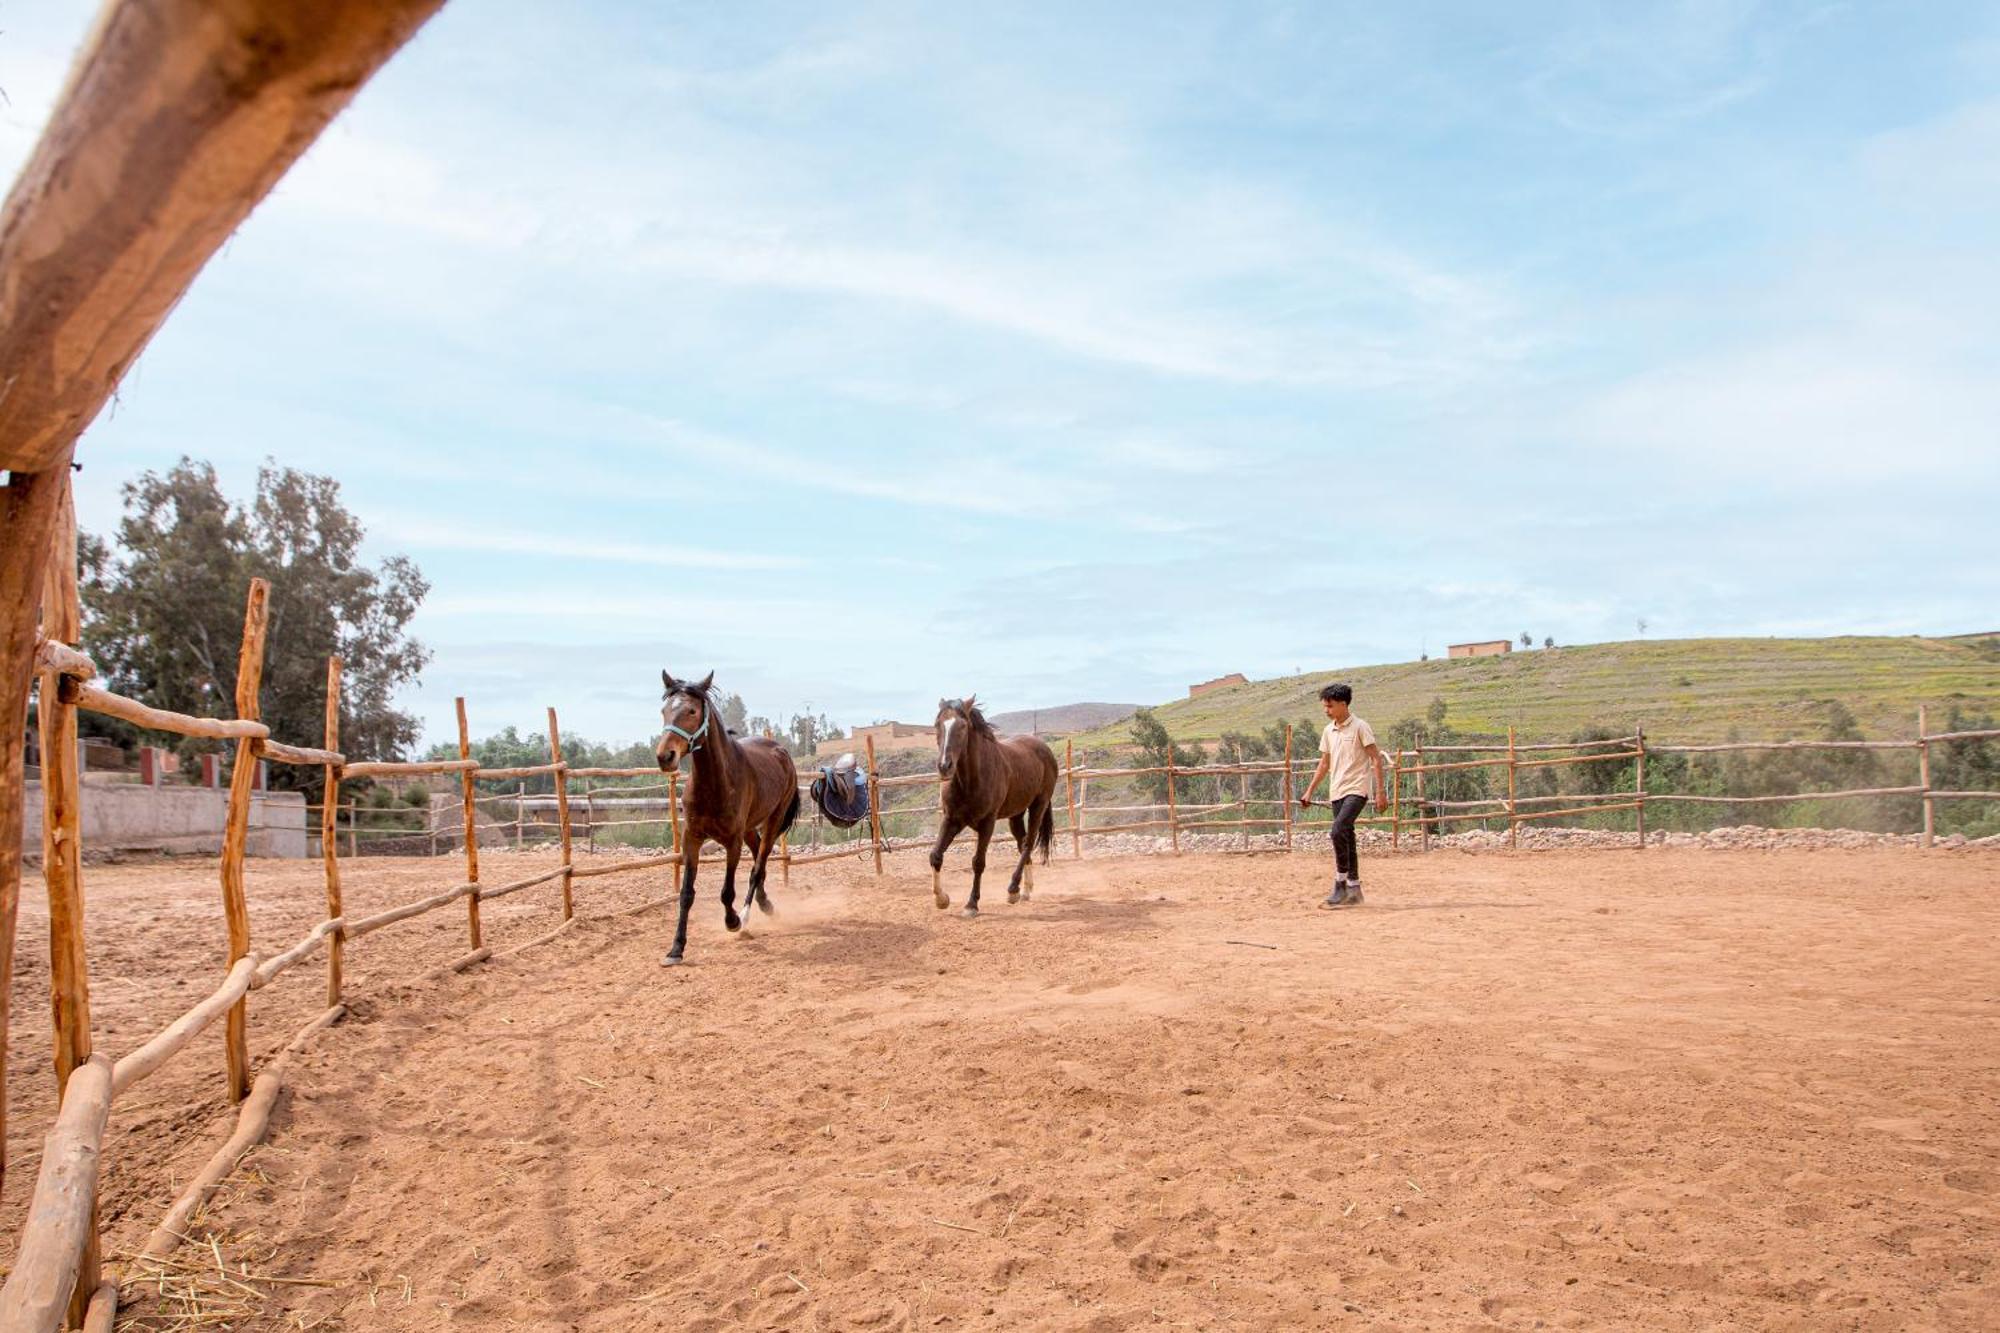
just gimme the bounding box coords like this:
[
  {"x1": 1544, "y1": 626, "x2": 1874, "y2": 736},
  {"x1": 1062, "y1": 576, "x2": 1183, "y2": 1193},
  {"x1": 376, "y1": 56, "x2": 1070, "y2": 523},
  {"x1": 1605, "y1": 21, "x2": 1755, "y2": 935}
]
[{"x1": 7, "y1": 576, "x2": 2000, "y2": 1328}]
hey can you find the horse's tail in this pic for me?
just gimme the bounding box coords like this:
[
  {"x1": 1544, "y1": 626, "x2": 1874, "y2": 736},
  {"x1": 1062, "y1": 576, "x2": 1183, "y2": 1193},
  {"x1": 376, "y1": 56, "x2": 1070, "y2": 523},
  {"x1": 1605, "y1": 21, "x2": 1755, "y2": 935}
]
[
  {"x1": 777, "y1": 788, "x2": 801, "y2": 837},
  {"x1": 1035, "y1": 802, "x2": 1055, "y2": 864}
]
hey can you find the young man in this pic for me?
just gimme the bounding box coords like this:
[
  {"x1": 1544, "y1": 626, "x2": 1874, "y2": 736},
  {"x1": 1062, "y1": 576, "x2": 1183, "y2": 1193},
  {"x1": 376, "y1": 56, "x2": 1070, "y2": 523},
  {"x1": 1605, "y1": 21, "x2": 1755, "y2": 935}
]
[{"x1": 1298, "y1": 683, "x2": 1390, "y2": 907}]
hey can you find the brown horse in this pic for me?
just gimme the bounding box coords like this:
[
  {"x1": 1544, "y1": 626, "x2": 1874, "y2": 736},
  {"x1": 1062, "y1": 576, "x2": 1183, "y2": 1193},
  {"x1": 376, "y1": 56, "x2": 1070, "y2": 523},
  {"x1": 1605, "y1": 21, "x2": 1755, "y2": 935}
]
[
  {"x1": 655, "y1": 669, "x2": 800, "y2": 966},
  {"x1": 929, "y1": 696, "x2": 1058, "y2": 916}
]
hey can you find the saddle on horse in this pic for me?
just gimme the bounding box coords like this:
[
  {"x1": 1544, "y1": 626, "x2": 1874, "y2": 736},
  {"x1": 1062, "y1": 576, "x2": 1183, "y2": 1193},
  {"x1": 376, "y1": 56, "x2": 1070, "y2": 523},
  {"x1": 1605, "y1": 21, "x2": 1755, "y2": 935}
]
[{"x1": 809, "y1": 752, "x2": 873, "y2": 828}]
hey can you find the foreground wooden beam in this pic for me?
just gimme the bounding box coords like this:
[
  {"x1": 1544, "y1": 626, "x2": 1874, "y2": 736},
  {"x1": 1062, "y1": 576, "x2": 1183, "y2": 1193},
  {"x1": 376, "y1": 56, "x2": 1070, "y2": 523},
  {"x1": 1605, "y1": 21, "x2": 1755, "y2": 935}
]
[
  {"x1": 0, "y1": 1055, "x2": 112, "y2": 1332},
  {"x1": 0, "y1": 0, "x2": 448, "y2": 473}
]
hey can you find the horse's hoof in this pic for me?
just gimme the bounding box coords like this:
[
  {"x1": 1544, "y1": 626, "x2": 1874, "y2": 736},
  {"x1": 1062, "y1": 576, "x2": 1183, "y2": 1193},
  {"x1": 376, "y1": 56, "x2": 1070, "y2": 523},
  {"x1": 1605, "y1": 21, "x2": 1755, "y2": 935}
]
[
  {"x1": 1007, "y1": 891, "x2": 1021, "y2": 904},
  {"x1": 661, "y1": 953, "x2": 684, "y2": 968},
  {"x1": 757, "y1": 895, "x2": 776, "y2": 916},
  {"x1": 934, "y1": 895, "x2": 950, "y2": 910},
  {"x1": 959, "y1": 906, "x2": 979, "y2": 919}
]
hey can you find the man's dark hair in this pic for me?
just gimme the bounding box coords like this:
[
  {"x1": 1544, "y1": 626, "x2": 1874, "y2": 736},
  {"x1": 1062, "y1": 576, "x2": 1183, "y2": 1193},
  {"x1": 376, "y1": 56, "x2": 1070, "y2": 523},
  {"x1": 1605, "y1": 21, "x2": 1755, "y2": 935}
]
[{"x1": 1319, "y1": 683, "x2": 1353, "y2": 704}]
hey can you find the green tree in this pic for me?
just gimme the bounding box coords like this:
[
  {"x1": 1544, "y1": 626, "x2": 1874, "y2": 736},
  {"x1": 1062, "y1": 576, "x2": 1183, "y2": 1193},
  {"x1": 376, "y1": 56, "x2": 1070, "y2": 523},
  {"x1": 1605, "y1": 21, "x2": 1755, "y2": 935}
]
[
  {"x1": 1128, "y1": 707, "x2": 1208, "y2": 800},
  {"x1": 79, "y1": 458, "x2": 430, "y2": 794}
]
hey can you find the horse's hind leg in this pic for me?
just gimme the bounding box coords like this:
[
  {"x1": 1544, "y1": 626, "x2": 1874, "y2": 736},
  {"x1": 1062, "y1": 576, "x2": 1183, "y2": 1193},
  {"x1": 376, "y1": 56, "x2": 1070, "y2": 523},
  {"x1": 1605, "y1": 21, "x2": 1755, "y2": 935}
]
[
  {"x1": 963, "y1": 819, "x2": 995, "y2": 918},
  {"x1": 1006, "y1": 813, "x2": 1028, "y2": 903},
  {"x1": 1015, "y1": 798, "x2": 1048, "y2": 901},
  {"x1": 721, "y1": 841, "x2": 749, "y2": 935},
  {"x1": 746, "y1": 827, "x2": 776, "y2": 913}
]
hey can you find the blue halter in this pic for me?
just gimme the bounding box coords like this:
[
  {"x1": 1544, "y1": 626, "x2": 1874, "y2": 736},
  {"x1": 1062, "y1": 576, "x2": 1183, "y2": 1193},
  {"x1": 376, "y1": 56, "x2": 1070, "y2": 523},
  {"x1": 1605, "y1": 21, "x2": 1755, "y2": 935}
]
[{"x1": 663, "y1": 696, "x2": 711, "y2": 752}]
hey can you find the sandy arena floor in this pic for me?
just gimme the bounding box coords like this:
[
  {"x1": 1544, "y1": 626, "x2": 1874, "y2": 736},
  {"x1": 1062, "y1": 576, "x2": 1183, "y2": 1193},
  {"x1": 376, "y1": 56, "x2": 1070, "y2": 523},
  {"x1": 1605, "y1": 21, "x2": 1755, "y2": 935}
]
[{"x1": 5, "y1": 845, "x2": 1997, "y2": 1330}]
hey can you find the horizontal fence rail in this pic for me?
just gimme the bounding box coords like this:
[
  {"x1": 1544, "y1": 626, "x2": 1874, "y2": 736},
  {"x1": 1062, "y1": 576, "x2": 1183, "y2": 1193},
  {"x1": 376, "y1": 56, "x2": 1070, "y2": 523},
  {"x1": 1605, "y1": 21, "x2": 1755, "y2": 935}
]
[{"x1": 10, "y1": 618, "x2": 2000, "y2": 1329}]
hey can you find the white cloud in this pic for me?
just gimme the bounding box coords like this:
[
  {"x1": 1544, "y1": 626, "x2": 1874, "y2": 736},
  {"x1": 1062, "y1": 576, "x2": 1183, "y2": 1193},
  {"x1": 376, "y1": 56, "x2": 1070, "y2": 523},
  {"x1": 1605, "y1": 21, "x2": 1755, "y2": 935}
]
[{"x1": 373, "y1": 516, "x2": 806, "y2": 570}]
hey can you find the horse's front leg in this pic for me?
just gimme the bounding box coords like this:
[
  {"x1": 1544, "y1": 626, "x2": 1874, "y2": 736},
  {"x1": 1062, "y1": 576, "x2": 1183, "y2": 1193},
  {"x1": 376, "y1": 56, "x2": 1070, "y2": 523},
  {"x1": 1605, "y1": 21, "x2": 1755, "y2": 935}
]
[
  {"x1": 721, "y1": 841, "x2": 747, "y2": 934},
  {"x1": 963, "y1": 819, "x2": 996, "y2": 918},
  {"x1": 663, "y1": 844, "x2": 701, "y2": 966},
  {"x1": 928, "y1": 814, "x2": 965, "y2": 910}
]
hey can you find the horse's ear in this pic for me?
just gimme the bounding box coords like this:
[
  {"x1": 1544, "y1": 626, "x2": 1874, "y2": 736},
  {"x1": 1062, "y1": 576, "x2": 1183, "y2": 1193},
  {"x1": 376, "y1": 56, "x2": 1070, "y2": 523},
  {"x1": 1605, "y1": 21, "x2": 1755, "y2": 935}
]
[
  {"x1": 661, "y1": 669, "x2": 676, "y2": 692},
  {"x1": 938, "y1": 698, "x2": 950, "y2": 712},
  {"x1": 696, "y1": 670, "x2": 715, "y2": 693}
]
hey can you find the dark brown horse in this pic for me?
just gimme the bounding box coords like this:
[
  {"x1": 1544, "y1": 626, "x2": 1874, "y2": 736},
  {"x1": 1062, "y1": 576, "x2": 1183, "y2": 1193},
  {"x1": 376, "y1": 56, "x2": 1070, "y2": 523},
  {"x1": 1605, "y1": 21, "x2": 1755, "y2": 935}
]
[
  {"x1": 655, "y1": 670, "x2": 800, "y2": 965},
  {"x1": 929, "y1": 696, "x2": 1058, "y2": 916}
]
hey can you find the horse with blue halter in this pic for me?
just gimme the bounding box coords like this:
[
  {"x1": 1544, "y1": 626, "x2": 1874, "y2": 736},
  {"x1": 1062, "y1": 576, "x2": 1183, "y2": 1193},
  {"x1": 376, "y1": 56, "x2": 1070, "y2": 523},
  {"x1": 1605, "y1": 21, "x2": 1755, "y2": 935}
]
[
  {"x1": 654, "y1": 669, "x2": 800, "y2": 966},
  {"x1": 930, "y1": 696, "x2": 1059, "y2": 916}
]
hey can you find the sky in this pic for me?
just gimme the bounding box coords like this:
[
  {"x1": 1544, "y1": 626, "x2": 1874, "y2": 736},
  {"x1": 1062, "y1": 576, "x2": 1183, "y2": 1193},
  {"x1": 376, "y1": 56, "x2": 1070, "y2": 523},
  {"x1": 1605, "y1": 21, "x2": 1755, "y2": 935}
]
[{"x1": 4, "y1": 1, "x2": 1997, "y2": 751}]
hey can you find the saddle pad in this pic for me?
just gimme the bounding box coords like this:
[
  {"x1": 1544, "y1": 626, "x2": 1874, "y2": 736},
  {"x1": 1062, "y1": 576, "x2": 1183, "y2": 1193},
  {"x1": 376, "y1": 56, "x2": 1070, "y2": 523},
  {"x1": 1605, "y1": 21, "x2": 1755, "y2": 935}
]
[{"x1": 810, "y1": 767, "x2": 872, "y2": 828}]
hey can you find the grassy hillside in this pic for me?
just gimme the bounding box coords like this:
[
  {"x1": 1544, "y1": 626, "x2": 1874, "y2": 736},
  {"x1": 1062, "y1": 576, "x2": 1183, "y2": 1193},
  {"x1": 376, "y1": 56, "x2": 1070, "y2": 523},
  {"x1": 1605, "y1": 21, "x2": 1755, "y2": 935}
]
[{"x1": 1071, "y1": 635, "x2": 2000, "y2": 747}]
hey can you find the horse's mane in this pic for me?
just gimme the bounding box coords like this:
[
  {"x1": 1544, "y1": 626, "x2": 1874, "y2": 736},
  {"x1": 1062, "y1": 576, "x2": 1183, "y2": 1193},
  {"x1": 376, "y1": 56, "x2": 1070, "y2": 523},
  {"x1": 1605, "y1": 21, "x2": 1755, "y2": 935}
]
[{"x1": 953, "y1": 698, "x2": 996, "y2": 738}]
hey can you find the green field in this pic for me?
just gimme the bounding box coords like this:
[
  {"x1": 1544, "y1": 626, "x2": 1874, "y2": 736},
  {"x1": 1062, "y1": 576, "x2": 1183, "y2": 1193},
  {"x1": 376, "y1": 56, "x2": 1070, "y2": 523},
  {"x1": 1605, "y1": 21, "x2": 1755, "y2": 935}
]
[{"x1": 1071, "y1": 634, "x2": 2000, "y2": 747}]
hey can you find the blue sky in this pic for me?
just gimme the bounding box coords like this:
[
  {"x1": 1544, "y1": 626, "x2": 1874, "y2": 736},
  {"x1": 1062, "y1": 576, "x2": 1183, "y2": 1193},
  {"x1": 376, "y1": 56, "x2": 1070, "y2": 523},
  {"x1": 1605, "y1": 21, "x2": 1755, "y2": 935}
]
[{"x1": 4, "y1": 1, "x2": 1997, "y2": 750}]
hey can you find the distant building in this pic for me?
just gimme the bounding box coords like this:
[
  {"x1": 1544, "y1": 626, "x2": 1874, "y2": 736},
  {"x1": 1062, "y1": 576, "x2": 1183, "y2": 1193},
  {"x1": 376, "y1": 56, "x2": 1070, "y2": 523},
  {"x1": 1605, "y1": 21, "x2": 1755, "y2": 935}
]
[
  {"x1": 815, "y1": 721, "x2": 934, "y2": 759},
  {"x1": 1188, "y1": 672, "x2": 1248, "y2": 698},
  {"x1": 1448, "y1": 640, "x2": 1513, "y2": 659}
]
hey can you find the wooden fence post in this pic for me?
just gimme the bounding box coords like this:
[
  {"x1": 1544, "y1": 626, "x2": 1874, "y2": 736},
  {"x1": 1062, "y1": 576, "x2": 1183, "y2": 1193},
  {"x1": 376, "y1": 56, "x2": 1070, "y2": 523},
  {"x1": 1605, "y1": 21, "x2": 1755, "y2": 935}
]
[
  {"x1": 1918, "y1": 705, "x2": 1933, "y2": 849},
  {"x1": 1634, "y1": 725, "x2": 1647, "y2": 851},
  {"x1": 1507, "y1": 726, "x2": 1519, "y2": 850},
  {"x1": 585, "y1": 785, "x2": 597, "y2": 855},
  {"x1": 1282, "y1": 724, "x2": 1294, "y2": 851},
  {"x1": 1416, "y1": 738, "x2": 1430, "y2": 853},
  {"x1": 1391, "y1": 748, "x2": 1402, "y2": 851},
  {"x1": 220, "y1": 578, "x2": 270, "y2": 1105},
  {"x1": 1239, "y1": 768, "x2": 1250, "y2": 850},
  {"x1": 36, "y1": 484, "x2": 100, "y2": 1325},
  {"x1": 455, "y1": 697, "x2": 481, "y2": 951},
  {"x1": 547, "y1": 708, "x2": 573, "y2": 920},
  {"x1": 1064, "y1": 739, "x2": 1081, "y2": 859},
  {"x1": 322, "y1": 658, "x2": 344, "y2": 1008},
  {"x1": 865, "y1": 734, "x2": 885, "y2": 874},
  {"x1": 1166, "y1": 750, "x2": 1180, "y2": 854},
  {"x1": 515, "y1": 782, "x2": 525, "y2": 851}
]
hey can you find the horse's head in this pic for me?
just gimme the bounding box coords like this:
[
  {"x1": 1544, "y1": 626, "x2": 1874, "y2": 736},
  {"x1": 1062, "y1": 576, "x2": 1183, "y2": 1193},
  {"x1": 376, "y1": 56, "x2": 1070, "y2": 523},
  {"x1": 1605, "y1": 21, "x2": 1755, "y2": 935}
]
[
  {"x1": 935, "y1": 694, "x2": 979, "y2": 778},
  {"x1": 657, "y1": 669, "x2": 716, "y2": 772}
]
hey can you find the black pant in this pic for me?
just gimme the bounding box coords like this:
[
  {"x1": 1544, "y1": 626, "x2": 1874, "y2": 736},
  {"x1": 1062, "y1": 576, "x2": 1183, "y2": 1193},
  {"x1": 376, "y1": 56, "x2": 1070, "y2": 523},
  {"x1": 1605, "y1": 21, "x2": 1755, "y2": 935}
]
[{"x1": 1328, "y1": 794, "x2": 1368, "y2": 879}]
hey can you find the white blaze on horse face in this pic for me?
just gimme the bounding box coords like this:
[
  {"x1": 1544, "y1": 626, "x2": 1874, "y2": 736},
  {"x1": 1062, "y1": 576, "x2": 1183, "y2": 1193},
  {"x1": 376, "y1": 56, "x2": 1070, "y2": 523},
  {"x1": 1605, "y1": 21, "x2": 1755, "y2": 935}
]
[{"x1": 939, "y1": 718, "x2": 957, "y2": 771}]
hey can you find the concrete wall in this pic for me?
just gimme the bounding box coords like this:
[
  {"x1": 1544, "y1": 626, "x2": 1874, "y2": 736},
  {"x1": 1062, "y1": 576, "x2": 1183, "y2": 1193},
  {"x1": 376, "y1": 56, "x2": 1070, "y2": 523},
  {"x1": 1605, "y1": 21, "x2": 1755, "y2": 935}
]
[
  {"x1": 21, "y1": 781, "x2": 308, "y2": 858},
  {"x1": 1448, "y1": 640, "x2": 1513, "y2": 659}
]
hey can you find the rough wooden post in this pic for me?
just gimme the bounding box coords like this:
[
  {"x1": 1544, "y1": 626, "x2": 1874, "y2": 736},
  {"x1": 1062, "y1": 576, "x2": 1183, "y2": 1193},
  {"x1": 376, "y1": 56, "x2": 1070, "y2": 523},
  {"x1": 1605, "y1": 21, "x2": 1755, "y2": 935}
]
[
  {"x1": 547, "y1": 708, "x2": 573, "y2": 919},
  {"x1": 515, "y1": 782, "x2": 525, "y2": 851},
  {"x1": 1507, "y1": 725, "x2": 1519, "y2": 850},
  {"x1": 1282, "y1": 725, "x2": 1294, "y2": 851},
  {"x1": 865, "y1": 734, "x2": 885, "y2": 874},
  {"x1": 1166, "y1": 750, "x2": 1180, "y2": 855},
  {"x1": 455, "y1": 697, "x2": 481, "y2": 950},
  {"x1": 586, "y1": 784, "x2": 597, "y2": 855},
  {"x1": 1416, "y1": 738, "x2": 1430, "y2": 853},
  {"x1": 1064, "y1": 739, "x2": 1081, "y2": 858},
  {"x1": 37, "y1": 484, "x2": 100, "y2": 1325},
  {"x1": 1391, "y1": 748, "x2": 1403, "y2": 851},
  {"x1": 1634, "y1": 725, "x2": 1647, "y2": 851},
  {"x1": 322, "y1": 658, "x2": 344, "y2": 1008},
  {"x1": 2, "y1": 462, "x2": 80, "y2": 1203},
  {"x1": 1918, "y1": 705, "x2": 1933, "y2": 849},
  {"x1": 218, "y1": 580, "x2": 269, "y2": 1104},
  {"x1": 1239, "y1": 769, "x2": 1250, "y2": 849}
]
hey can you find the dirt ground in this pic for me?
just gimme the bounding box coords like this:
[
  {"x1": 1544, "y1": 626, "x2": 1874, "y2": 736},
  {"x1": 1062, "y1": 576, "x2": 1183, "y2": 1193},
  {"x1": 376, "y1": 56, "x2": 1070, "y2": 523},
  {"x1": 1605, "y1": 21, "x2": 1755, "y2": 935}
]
[{"x1": 5, "y1": 845, "x2": 1998, "y2": 1330}]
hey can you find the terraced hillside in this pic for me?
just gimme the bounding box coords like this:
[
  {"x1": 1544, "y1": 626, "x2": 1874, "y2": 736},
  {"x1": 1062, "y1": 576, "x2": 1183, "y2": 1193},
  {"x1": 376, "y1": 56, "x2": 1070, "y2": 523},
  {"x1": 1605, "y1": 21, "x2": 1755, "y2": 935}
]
[{"x1": 1072, "y1": 635, "x2": 2000, "y2": 746}]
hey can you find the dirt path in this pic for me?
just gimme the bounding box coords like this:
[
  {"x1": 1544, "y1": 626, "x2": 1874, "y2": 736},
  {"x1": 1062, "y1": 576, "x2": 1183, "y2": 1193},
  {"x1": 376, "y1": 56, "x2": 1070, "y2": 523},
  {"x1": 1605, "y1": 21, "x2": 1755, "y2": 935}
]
[{"x1": 9, "y1": 847, "x2": 1999, "y2": 1329}]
